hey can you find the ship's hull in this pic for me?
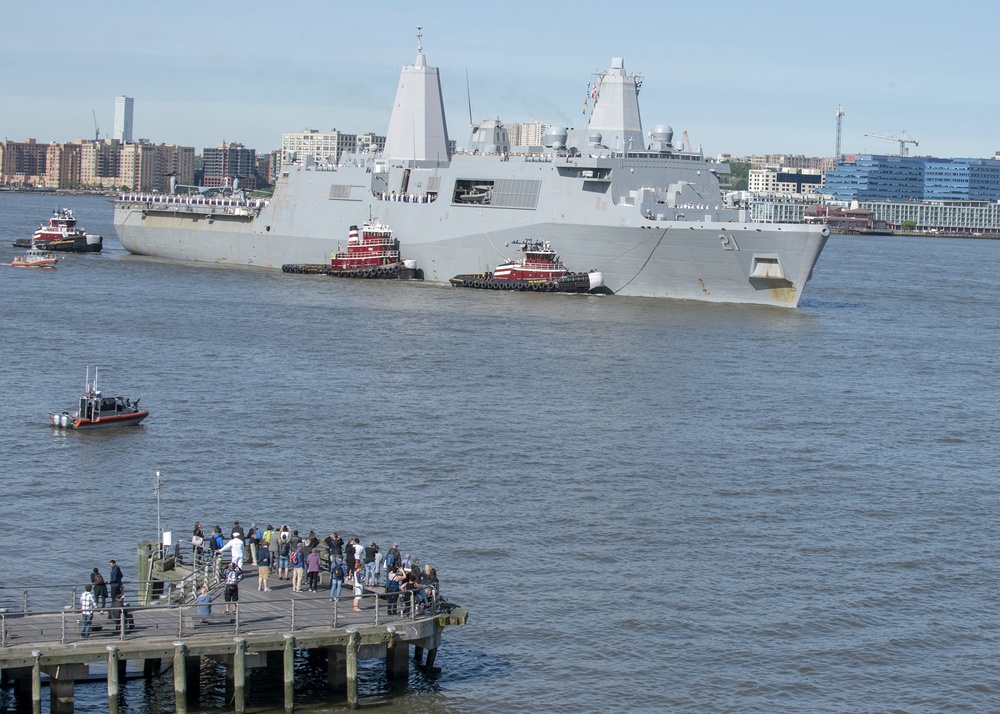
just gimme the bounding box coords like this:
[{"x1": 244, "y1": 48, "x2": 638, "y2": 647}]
[
  {"x1": 13, "y1": 237, "x2": 102, "y2": 253},
  {"x1": 73, "y1": 411, "x2": 149, "y2": 430},
  {"x1": 115, "y1": 157, "x2": 828, "y2": 307}
]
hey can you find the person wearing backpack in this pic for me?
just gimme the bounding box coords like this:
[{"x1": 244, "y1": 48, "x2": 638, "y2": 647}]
[
  {"x1": 384, "y1": 543, "x2": 401, "y2": 584},
  {"x1": 290, "y1": 545, "x2": 305, "y2": 592},
  {"x1": 329, "y1": 557, "x2": 346, "y2": 601},
  {"x1": 209, "y1": 526, "x2": 224, "y2": 553},
  {"x1": 223, "y1": 562, "x2": 241, "y2": 617},
  {"x1": 91, "y1": 567, "x2": 109, "y2": 610},
  {"x1": 277, "y1": 526, "x2": 291, "y2": 580},
  {"x1": 257, "y1": 540, "x2": 271, "y2": 592}
]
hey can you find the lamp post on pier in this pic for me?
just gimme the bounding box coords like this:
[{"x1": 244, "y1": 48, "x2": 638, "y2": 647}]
[{"x1": 154, "y1": 470, "x2": 162, "y2": 558}]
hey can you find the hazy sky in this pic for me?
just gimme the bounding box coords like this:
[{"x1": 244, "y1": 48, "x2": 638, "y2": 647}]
[{"x1": 3, "y1": 0, "x2": 998, "y2": 159}]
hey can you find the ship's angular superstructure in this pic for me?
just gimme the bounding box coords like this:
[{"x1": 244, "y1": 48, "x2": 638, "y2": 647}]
[
  {"x1": 383, "y1": 30, "x2": 450, "y2": 164},
  {"x1": 584, "y1": 57, "x2": 644, "y2": 154}
]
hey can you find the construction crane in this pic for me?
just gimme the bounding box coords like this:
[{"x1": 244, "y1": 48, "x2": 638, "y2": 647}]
[
  {"x1": 835, "y1": 104, "x2": 846, "y2": 158},
  {"x1": 91, "y1": 110, "x2": 99, "y2": 142},
  {"x1": 865, "y1": 130, "x2": 918, "y2": 156}
]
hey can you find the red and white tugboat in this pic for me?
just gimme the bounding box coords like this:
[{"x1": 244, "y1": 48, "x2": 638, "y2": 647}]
[
  {"x1": 13, "y1": 208, "x2": 103, "y2": 253},
  {"x1": 50, "y1": 367, "x2": 148, "y2": 430},
  {"x1": 328, "y1": 219, "x2": 402, "y2": 277},
  {"x1": 281, "y1": 219, "x2": 420, "y2": 278},
  {"x1": 450, "y1": 239, "x2": 605, "y2": 293}
]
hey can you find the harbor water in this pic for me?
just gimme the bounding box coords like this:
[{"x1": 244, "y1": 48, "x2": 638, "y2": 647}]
[{"x1": 1, "y1": 193, "x2": 999, "y2": 712}]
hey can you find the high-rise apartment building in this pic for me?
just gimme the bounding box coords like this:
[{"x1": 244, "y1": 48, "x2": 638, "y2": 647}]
[
  {"x1": 0, "y1": 139, "x2": 49, "y2": 186},
  {"x1": 505, "y1": 122, "x2": 550, "y2": 148},
  {"x1": 281, "y1": 129, "x2": 359, "y2": 163},
  {"x1": 114, "y1": 96, "x2": 134, "y2": 143},
  {"x1": 119, "y1": 142, "x2": 156, "y2": 190},
  {"x1": 155, "y1": 144, "x2": 195, "y2": 188},
  {"x1": 80, "y1": 140, "x2": 122, "y2": 189},
  {"x1": 45, "y1": 143, "x2": 82, "y2": 188},
  {"x1": 202, "y1": 143, "x2": 257, "y2": 189}
]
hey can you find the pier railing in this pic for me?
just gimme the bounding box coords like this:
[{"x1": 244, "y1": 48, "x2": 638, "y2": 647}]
[
  {"x1": 0, "y1": 558, "x2": 224, "y2": 617},
  {"x1": 0, "y1": 589, "x2": 441, "y2": 648}
]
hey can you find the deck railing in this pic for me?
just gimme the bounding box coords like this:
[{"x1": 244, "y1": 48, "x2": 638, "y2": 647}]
[{"x1": 0, "y1": 589, "x2": 441, "y2": 647}]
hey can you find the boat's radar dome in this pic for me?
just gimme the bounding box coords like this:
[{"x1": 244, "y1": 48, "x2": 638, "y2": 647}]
[
  {"x1": 543, "y1": 126, "x2": 569, "y2": 149},
  {"x1": 651, "y1": 124, "x2": 673, "y2": 143},
  {"x1": 587, "y1": 132, "x2": 603, "y2": 146},
  {"x1": 649, "y1": 124, "x2": 674, "y2": 152}
]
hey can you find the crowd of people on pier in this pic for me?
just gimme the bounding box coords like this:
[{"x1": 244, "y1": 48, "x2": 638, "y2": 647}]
[
  {"x1": 80, "y1": 521, "x2": 441, "y2": 634},
  {"x1": 188, "y1": 520, "x2": 440, "y2": 617}
]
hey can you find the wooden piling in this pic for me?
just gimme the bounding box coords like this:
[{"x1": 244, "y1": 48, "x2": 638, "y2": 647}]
[
  {"x1": 173, "y1": 641, "x2": 188, "y2": 714},
  {"x1": 31, "y1": 649, "x2": 41, "y2": 714},
  {"x1": 106, "y1": 646, "x2": 120, "y2": 714},
  {"x1": 233, "y1": 637, "x2": 247, "y2": 714},
  {"x1": 346, "y1": 629, "x2": 359, "y2": 710},
  {"x1": 283, "y1": 633, "x2": 296, "y2": 712}
]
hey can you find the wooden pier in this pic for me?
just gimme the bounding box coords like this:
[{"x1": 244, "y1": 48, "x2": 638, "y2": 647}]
[{"x1": 0, "y1": 542, "x2": 468, "y2": 712}]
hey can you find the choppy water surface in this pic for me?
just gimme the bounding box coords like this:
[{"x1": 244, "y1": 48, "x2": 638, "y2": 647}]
[{"x1": 1, "y1": 193, "x2": 999, "y2": 713}]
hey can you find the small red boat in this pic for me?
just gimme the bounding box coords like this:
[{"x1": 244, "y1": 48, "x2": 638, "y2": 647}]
[
  {"x1": 13, "y1": 208, "x2": 102, "y2": 253},
  {"x1": 450, "y1": 239, "x2": 605, "y2": 293},
  {"x1": 51, "y1": 367, "x2": 148, "y2": 430}
]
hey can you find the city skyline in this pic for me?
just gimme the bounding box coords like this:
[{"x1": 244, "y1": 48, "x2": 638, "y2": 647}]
[{"x1": 3, "y1": 0, "x2": 999, "y2": 159}]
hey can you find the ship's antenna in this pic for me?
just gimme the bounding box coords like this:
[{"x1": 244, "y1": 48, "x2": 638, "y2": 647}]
[
  {"x1": 466, "y1": 69, "x2": 474, "y2": 127},
  {"x1": 416, "y1": 26, "x2": 423, "y2": 54}
]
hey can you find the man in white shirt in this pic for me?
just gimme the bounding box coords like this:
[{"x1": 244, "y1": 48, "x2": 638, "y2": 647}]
[
  {"x1": 218, "y1": 533, "x2": 246, "y2": 569},
  {"x1": 80, "y1": 584, "x2": 97, "y2": 639}
]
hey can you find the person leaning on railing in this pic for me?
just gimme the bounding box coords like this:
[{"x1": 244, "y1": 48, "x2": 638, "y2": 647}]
[{"x1": 386, "y1": 566, "x2": 404, "y2": 615}]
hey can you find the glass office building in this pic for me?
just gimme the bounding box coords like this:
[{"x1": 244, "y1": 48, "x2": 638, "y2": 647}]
[{"x1": 826, "y1": 154, "x2": 1000, "y2": 202}]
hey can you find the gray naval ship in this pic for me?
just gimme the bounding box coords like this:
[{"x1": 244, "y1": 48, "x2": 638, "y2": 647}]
[{"x1": 114, "y1": 33, "x2": 829, "y2": 307}]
